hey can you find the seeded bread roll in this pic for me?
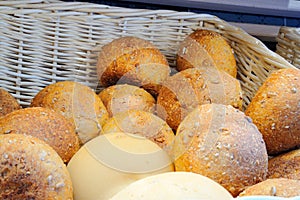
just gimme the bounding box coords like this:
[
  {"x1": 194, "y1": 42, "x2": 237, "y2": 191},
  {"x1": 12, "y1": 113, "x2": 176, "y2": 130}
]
[
  {"x1": 101, "y1": 110, "x2": 174, "y2": 151},
  {"x1": 99, "y1": 84, "x2": 156, "y2": 117},
  {"x1": 0, "y1": 107, "x2": 80, "y2": 163},
  {"x1": 245, "y1": 68, "x2": 300, "y2": 155},
  {"x1": 0, "y1": 134, "x2": 73, "y2": 199},
  {"x1": 0, "y1": 88, "x2": 21, "y2": 117},
  {"x1": 177, "y1": 29, "x2": 237, "y2": 77},
  {"x1": 173, "y1": 103, "x2": 268, "y2": 197},
  {"x1": 30, "y1": 81, "x2": 109, "y2": 144},
  {"x1": 97, "y1": 36, "x2": 170, "y2": 96},
  {"x1": 157, "y1": 68, "x2": 242, "y2": 130},
  {"x1": 268, "y1": 148, "x2": 300, "y2": 180},
  {"x1": 239, "y1": 178, "x2": 300, "y2": 197}
]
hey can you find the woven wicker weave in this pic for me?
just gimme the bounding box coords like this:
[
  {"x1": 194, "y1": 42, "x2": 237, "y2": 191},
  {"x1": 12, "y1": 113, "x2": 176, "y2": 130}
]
[
  {"x1": 0, "y1": 0, "x2": 295, "y2": 108},
  {"x1": 276, "y1": 26, "x2": 300, "y2": 69}
]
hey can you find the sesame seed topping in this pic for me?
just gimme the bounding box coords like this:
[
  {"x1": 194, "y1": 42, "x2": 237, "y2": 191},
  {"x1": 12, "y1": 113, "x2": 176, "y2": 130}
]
[
  {"x1": 270, "y1": 186, "x2": 277, "y2": 196},
  {"x1": 55, "y1": 182, "x2": 65, "y2": 188},
  {"x1": 3, "y1": 153, "x2": 8, "y2": 159},
  {"x1": 291, "y1": 87, "x2": 297, "y2": 93}
]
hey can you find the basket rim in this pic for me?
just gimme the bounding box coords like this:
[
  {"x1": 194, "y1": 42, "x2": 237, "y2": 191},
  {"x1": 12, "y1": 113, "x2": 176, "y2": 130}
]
[
  {"x1": 278, "y1": 26, "x2": 300, "y2": 42},
  {"x1": 0, "y1": 0, "x2": 296, "y2": 70}
]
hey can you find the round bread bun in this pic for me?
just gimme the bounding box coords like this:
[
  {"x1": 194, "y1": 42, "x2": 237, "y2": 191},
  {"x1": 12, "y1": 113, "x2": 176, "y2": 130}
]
[
  {"x1": 97, "y1": 36, "x2": 170, "y2": 96},
  {"x1": 98, "y1": 84, "x2": 155, "y2": 117},
  {"x1": 101, "y1": 109, "x2": 175, "y2": 150},
  {"x1": 67, "y1": 132, "x2": 174, "y2": 200},
  {"x1": 0, "y1": 134, "x2": 73, "y2": 199},
  {"x1": 157, "y1": 68, "x2": 242, "y2": 130},
  {"x1": 239, "y1": 178, "x2": 300, "y2": 197},
  {"x1": 30, "y1": 81, "x2": 109, "y2": 144},
  {"x1": 111, "y1": 172, "x2": 233, "y2": 200},
  {"x1": 268, "y1": 148, "x2": 300, "y2": 180},
  {"x1": 0, "y1": 88, "x2": 21, "y2": 117},
  {"x1": 245, "y1": 68, "x2": 300, "y2": 155},
  {"x1": 177, "y1": 29, "x2": 237, "y2": 77},
  {"x1": 173, "y1": 103, "x2": 268, "y2": 197},
  {"x1": 0, "y1": 107, "x2": 80, "y2": 163}
]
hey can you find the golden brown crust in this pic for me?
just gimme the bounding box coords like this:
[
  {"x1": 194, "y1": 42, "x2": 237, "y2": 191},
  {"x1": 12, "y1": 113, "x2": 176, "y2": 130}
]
[
  {"x1": 0, "y1": 107, "x2": 80, "y2": 163},
  {"x1": 0, "y1": 134, "x2": 73, "y2": 200},
  {"x1": 97, "y1": 36, "x2": 170, "y2": 96},
  {"x1": 176, "y1": 34, "x2": 217, "y2": 72},
  {"x1": 173, "y1": 103, "x2": 268, "y2": 197},
  {"x1": 268, "y1": 148, "x2": 300, "y2": 180},
  {"x1": 245, "y1": 68, "x2": 300, "y2": 155},
  {"x1": 157, "y1": 68, "x2": 242, "y2": 130},
  {"x1": 30, "y1": 81, "x2": 109, "y2": 144},
  {"x1": 101, "y1": 109, "x2": 175, "y2": 151},
  {"x1": 176, "y1": 29, "x2": 237, "y2": 77},
  {"x1": 98, "y1": 84, "x2": 156, "y2": 117},
  {"x1": 0, "y1": 88, "x2": 21, "y2": 117},
  {"x1": 239, "y1": 178, "x2": 300, "y2": 197},
  {"x1": 97, "y1": 36, "x2": 155, "y2": 79}
]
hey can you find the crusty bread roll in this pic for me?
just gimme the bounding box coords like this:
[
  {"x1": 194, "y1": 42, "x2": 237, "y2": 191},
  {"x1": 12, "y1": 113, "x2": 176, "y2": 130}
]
[
  {"x1": 0, "y1": 107, "x2": 80, "y2": 163},
  {"x1": 239, "y1": 178, "x2": 300, "y2": 197},
  {"x1": 177, "y1": 29, "x2": 237, "y2": 77},
  {"x1": 97, "y1": 36, "x2": 170, "y2": 96},
  {"x1": 245, "y1": 68, "x2": 300, "y2": 155},
  {"x1": 0, "y1": 88, "x2": 21, "y2": 117},
  {"x1": 98, "y1": 84, "x2": 155, "y2": 117},
  {"x1": 101, "y1": 109, "x2": 174, "y2": 150},
  {"x1": 30, "y1": 81, "x2": 109, "y2": 144},
  {"x1": 67, "y1": 132, "x2": 174, "y2": 200},
  {"x1": 157, "y1": 68, "x2": 242, "y2": 130},
  {"x1": 173, "y1": 103, "x2": 268, "y2": 197},
  {"x1": 268, "y1": 148, "x2": 300, "y2": 180},
  {"x1": 0, "y1": 134, "x2": 73, "y2": 199},
  {"x1": 111, "y1": 172, "x2": 233, "y2": 200}
]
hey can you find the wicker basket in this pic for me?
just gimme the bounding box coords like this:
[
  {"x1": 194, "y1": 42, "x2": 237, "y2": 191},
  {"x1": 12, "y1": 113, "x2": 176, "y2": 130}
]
[
  {"x1": 276, "y1": 26, "x2": 300, "y2": 69},
  {"x1": 0, "y1": 0, "x2": 295, "y2": 108}
]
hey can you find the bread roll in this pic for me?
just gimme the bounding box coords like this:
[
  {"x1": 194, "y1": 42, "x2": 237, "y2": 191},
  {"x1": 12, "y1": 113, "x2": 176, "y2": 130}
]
[
  {"x1": 177, "y1": 29, "x2": 237, "y2": 77},
  {"x1": 30, "y1": 81, "x2": 109, "y2": 144},
  {"x1": 0, "y1": 107, "x2": 80, "y2": 163},
  {"x1": 0, "y1": 88, "x2": 21, "y2": 117},
  {"x1": 173, "y1": 103, "x2": 268, "y2": 197},
  {"x1": 98, "y1": 84, "x2": 155, "y2": 117},
  {"x1": 268, "y1": 148, "x2": 300, "y2": 180},
  {"x1": 239, "y1": 178, "x2": 300, "y2": 197},
  {"x1": 101, "y1": 109, "x2": 174, "y2": 150},
  {"x1": 111, "y1": 172, "x2": 233, "y2": 200},
  {"x1": 67, "y1": 132, "x2": 174, "y2": 200},
  {"x1": 245, "y1": 68, "x2": 300, "y2": 155},
  {"x1": 97, "y1": 36, "x2": 170, "y2": 96},
  {"x1": 157, "y1": 68, "x2": 242, "y2": 130},
  {"x1": 0, "y1": 134, "x2": 73, "y2": 199}
]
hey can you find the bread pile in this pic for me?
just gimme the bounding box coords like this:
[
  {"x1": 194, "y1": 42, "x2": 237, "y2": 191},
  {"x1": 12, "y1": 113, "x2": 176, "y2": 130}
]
[
  {"x1": 0, "y1": 29, "x2": 299, "y2": 199},
  {"x1": 0, "y1": 82, "x2": 110, "y2": 199},
  {"x1": 95, "y1": 32, "x2": 298, "y2": 199}
]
